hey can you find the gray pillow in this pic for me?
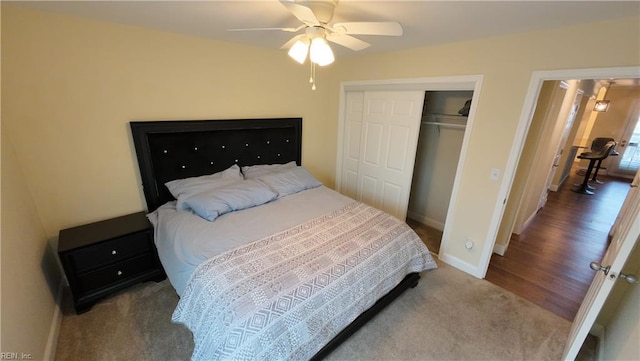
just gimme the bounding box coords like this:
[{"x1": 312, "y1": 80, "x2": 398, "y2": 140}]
[
  {"x1": 181, "y1": 179, "x2": 277, "y2": 221},
  {"x1": 241, "y1": 161, "x2": 297, "y2": 179},
  {"x1": 165, "y1": 164, "x2": 242, "y2": 210},
  {"x1": 257, "y1": 167, "x2": 322, "y2": 198}
]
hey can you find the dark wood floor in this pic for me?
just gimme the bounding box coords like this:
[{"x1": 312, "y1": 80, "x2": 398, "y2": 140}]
[
  {"x1": 406, "y1": 218, "x2": 442, "y2": 255},
  {"x1": 409, "y1": 168, "x2": 631, "y2": 321}
]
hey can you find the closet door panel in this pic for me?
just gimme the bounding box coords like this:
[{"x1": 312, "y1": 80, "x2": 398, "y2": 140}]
[
  {"x1": 362, "y1": 123, "x2": 384, "y2": 166},
  {"x1": 341, "y1": 92, "x2": 364, "y2": 198},
  {"x1": 347, "y1": 122, "x2": 362, "y2": 159},
  {"x1": 342, "y1": 170, "x2": 359, "y2": 199},
  {"x1": 381, "y1": 181, "x2": 404, "y2": 216},
  {"x1": 356, "y1": 90, "x2": 424, "y2": 220},
  {"x1": 359, "y1": 175, "x2": 379, "y2": 208},
  {"x1": 391, "y1": 99, "x2": 415, "y2": 116},
  {"x1": 387, "y1": 126, "x2": 411, "y2": 171},
  {"x1": 367, "y1": 97, "x2": 387, "y2": 116}
]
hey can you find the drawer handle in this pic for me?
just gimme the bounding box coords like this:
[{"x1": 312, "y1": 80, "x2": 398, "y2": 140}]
[
  {"x1": 117, "y1": 270, "x2": 123, "y2": 276},
  {"x1": 111, "y1": 250, "x2": 117, "y2": 255}
]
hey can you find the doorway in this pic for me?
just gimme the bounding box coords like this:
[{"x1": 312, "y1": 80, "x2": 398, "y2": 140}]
[
  {"x1": 492, "y1": 69, "x2": 640, "y2": 259},
  {"x1": 406, "y1": 90, "x2": 473, "y2": 254},
  {"x1": 489, "y1": 75, "x2": 640, "y2": 316},
  {"x1": 487, "y1": 67, "x2": 640, "y2": 356}
]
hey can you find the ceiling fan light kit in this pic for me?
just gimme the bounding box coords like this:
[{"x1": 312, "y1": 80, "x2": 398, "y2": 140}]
[
  {"x1": 288, "y1": 37, "x2": 310, "y2": 64},
  {"x1": 230, "y1": 0, "x2": 403, "y2": 89},
  {"x1": 309, "y1": 37, "x2": 334, "y2": 66},
  {"x1": 288, "y1": 27, "x2": 334, "y2": 66}
]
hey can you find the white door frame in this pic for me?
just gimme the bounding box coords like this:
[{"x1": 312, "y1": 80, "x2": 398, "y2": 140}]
[{"x1": 336, "y1": 75, "x2": 483, "y2": 262}]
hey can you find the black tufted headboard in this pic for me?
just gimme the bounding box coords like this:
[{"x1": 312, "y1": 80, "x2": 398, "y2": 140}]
[{"x1": 130, "y1": 118, "x2": 302, "y2": 212}]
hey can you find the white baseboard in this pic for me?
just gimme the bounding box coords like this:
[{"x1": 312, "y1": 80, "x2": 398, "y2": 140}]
[
  {"x1": 439, "y1": 252, "x2": 483, "y2": 279},
  {"x1": 406, "y1": 210, "x2": 444, "y2": 231},
  {"x1": 514, "y1": 209, "x2": 538, "y2": 235},
  {"x1": 43, "y1": 280, "x2": 64, "y2": 361},
  {"x1": 492, "y1": 243, "x2": 507, "y2": 256},
  {"x1": 590, "y1": 322, "x2": 605, "y2": 361}
]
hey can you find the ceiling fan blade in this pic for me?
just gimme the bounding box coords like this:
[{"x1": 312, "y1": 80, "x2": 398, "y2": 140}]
[
  {"x1": 227, "y1": 26, "x2": 302, "y2": 33},
  {"x1": 332, "y1": 22, "x2": 403, "y2": 36},
  {"x1": 280, "y1": 34, "x2": 307, "y2": 49},
  {"x1": 279, "y1": 0, "x2": 319, "y2": 26},
  {"x1": 326, "y1": 33, "x2": 370, "y2": 51}
]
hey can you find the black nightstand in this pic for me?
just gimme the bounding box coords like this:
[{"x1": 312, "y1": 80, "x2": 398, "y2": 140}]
[{"x1": 58, "y1": 211, "x2": 166, "y2": 314}]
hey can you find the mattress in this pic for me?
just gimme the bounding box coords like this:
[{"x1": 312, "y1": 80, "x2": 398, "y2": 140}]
[
  {"x1": 148, "y1": 186, "x2": 437, "y2": 360},
  {"x1": 148, "y1": 186, "x2": 358, "y2": 296}
]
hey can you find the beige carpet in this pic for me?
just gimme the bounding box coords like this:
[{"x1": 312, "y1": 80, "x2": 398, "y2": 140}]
[{"x1": 55, "y1": 261, "x2": 572, "y2": 361}]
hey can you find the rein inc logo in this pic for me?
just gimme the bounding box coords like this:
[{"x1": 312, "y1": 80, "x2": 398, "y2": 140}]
[{"x1": 1, "y1": 353, "x2": 32, "y2": 360}]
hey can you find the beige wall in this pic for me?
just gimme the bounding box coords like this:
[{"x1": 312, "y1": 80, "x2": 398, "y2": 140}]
[
  {"x1": 2, "y1": 5, "x2": 640, "y2": 357},
  {"x1": 494, "y1": 81, "x2": 557, "y2": 250},
  {"x1": 590, "y1": 86, "x2": 640, "y2": 142},
  {"x1": 1, "y1": 6, "x2": 332, "y2": 358},
  {"x1": 4, "y1": 7, "x2": 639, "y2": 271},
  {"x1": 515, "y1": 82, "x2": 567, "y2": 234},
  {"x1": 1, "y1": 126, "x2": 60, "y2": 360},
  {"x1": 328, "y1": 16, "x2": 640, "y2": 269},
  {"x1": 2, "y1": 6, "x2": 337, "y2": 239}
]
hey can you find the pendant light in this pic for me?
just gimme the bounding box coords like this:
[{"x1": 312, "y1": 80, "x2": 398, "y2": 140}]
[
  {"x1": 594, "y1": 81, "x2": 614, "y2": 112},
  {"x1": 288, "y1": 38, "x2": 310, "y2": 64},
  {"x1": 309, "y1": 37, "x2": 334, "y2": 66}
]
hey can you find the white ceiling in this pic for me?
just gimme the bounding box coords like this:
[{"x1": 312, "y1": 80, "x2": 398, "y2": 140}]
[{"x1": 8, "y1": 0, "x2": 640, "y2": 58}]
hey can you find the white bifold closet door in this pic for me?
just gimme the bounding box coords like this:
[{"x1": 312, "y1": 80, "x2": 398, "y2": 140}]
[{"x1": 340, "y1": 90, "x2": 425, "y2": 220}]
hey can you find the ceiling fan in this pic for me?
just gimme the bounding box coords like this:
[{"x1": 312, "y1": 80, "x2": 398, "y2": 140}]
[{"x1": 229, "y1": 0, "x2": 403, "y2": 88}]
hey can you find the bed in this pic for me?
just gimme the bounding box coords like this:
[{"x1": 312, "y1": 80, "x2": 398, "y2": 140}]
[{"x1": 130, "y1": 118, "x2": 437, "y2": 360}]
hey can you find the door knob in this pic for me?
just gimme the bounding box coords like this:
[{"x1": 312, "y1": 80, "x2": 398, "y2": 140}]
[
  {"x1": 589, "y1": 261, "x2": 610, "y2": 275},
  {"x1": 619, "y1": 273, "x2": 638, "y2": 284}
]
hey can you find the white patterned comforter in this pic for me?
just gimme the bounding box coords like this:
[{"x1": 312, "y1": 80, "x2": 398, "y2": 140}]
[{"x1": 172, "y1": 201, "x2": 437, "y2": 361}]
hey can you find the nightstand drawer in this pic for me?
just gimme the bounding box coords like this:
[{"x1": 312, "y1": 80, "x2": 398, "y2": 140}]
[
  {"x1": 58, "y1": 211, "x2": 166, "y2": 313},
  {"x1": 77, "y1": 253, "x2": 156, "y2": 292},
  {"x1": 70, "y1": 231, "x2": 151, "y2": 273}
]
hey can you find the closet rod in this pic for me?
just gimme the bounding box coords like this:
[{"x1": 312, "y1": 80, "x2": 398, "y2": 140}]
[
  {"x1": 421, "y1": 121, "x2": 466, "y2": 130},
  {"x1": 424, "y1": 113, "x2": 468, "y2": 120}
]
